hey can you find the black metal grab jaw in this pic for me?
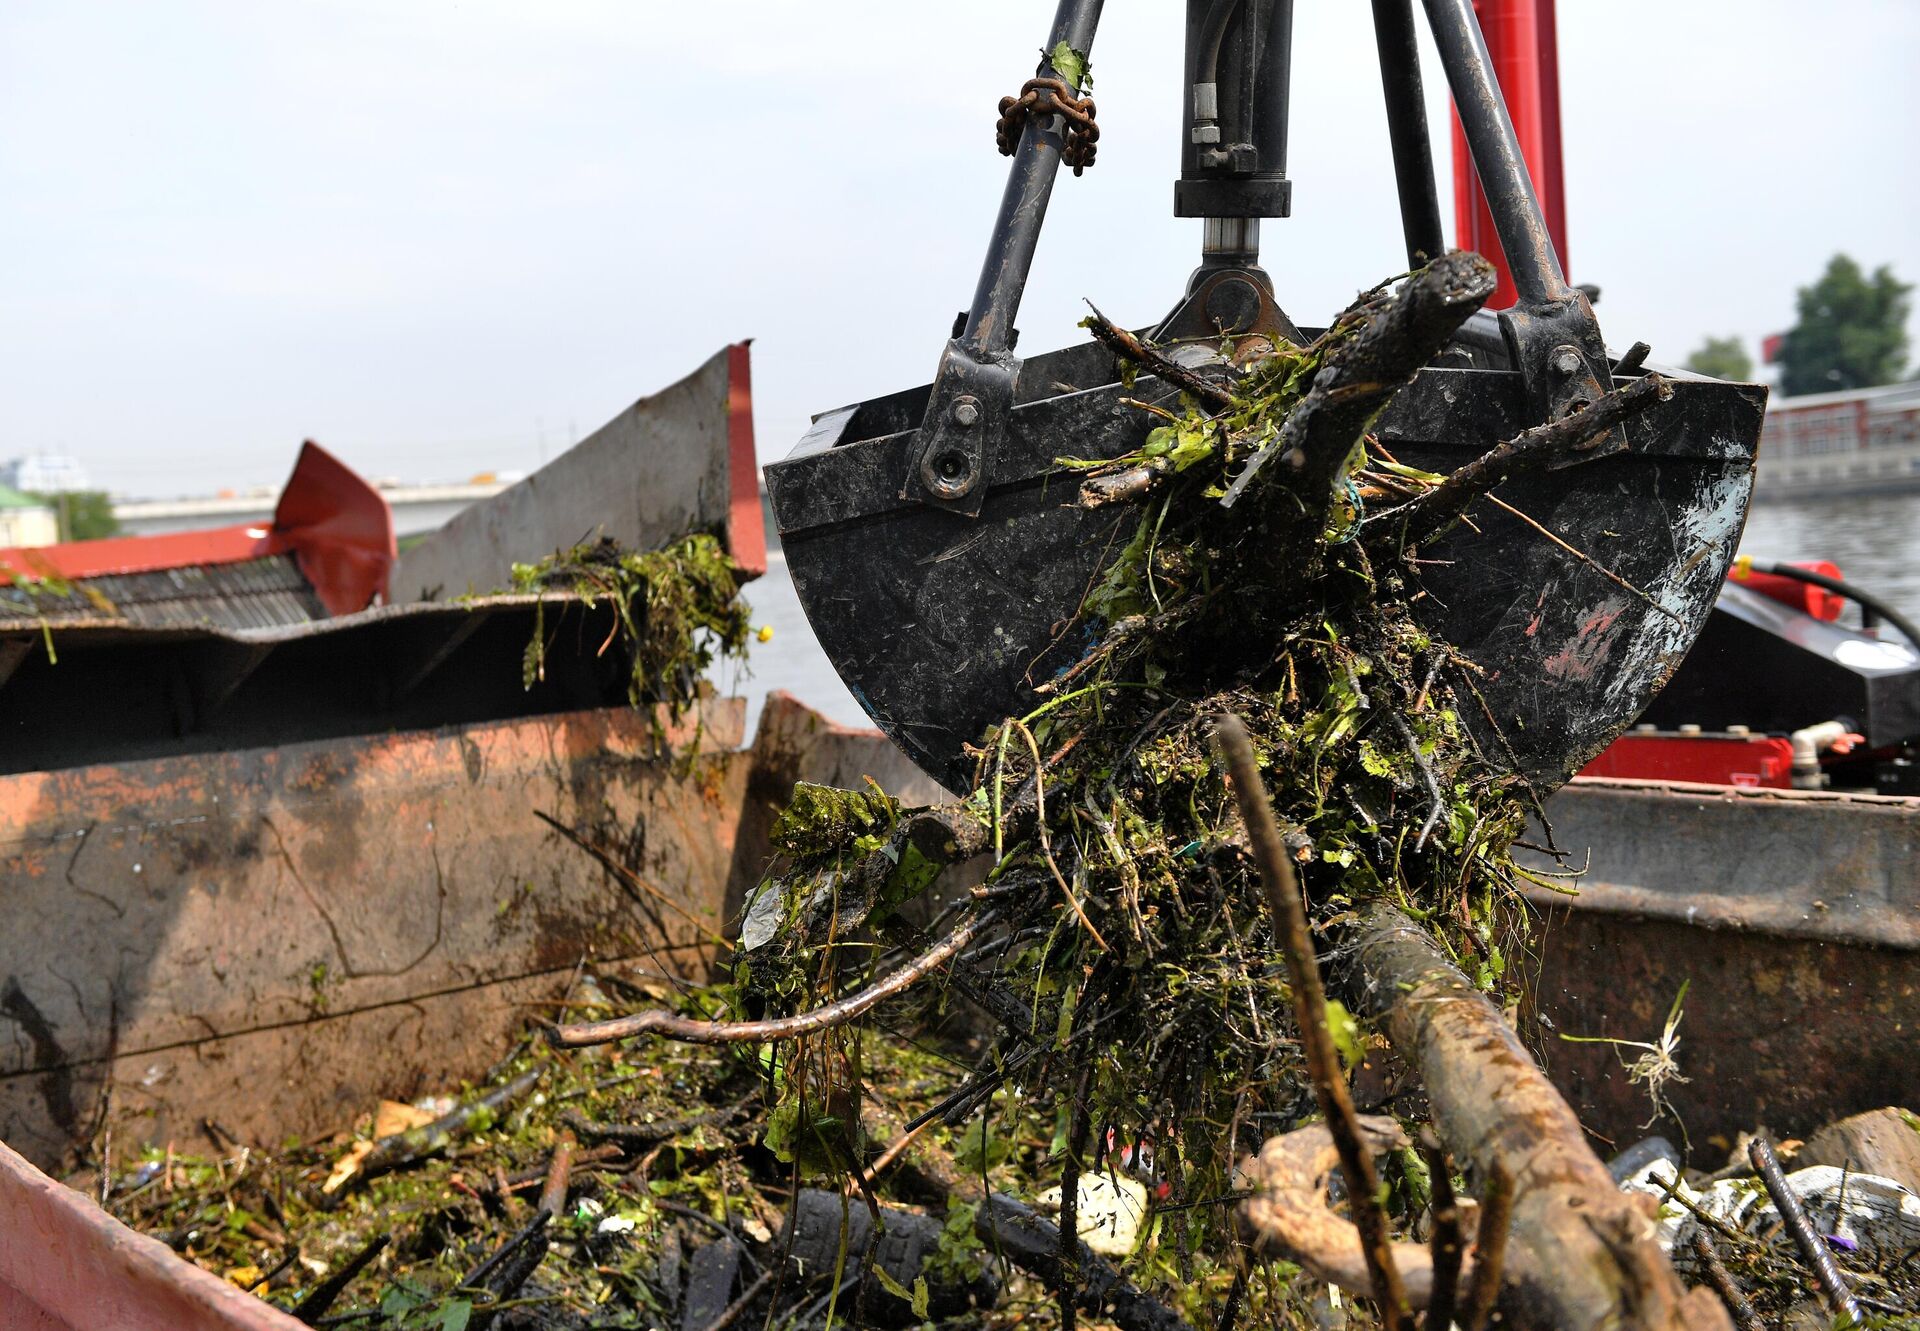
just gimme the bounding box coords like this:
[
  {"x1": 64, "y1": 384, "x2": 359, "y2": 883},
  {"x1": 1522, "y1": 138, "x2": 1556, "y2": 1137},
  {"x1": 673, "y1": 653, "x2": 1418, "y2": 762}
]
[
  {"x1": 778, "y1": 0, "x2": 1767, "y2": 794},
  {"x1": 769, "y1": 342, "x2": 1765, "y2": 796}
]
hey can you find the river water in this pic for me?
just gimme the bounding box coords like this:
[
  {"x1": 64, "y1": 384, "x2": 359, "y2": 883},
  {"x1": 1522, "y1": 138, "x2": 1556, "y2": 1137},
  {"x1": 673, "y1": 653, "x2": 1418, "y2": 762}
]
[{"x1": 724, "y1": 493, "x2": 1920, "y2": 745}]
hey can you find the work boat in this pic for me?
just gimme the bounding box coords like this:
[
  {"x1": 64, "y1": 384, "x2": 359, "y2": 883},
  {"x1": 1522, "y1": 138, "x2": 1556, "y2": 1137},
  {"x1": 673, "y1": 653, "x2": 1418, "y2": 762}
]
[{"x1": 1531, "y1": 554, "x2": 1919, "y2": 1144}]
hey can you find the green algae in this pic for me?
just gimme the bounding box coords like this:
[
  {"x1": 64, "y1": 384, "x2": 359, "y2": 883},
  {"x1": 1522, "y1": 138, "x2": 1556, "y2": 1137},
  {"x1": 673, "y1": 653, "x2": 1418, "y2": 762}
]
[{"x1": 511, "y1": 532, "x2": 750, "y2": 719}]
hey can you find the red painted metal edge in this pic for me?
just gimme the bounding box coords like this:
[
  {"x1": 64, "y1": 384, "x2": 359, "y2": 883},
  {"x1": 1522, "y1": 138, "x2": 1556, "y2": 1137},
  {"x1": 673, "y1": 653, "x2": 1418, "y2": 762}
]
[
  {"x1": 1580, "y1": 732, "x2": 1795, "y2": 788},
  {"x1": 725, "y1": 341, "x2": 768, "y2": 578},
  {"x1": 0, "y1": 1138, "x2": 303, "y2": 1331}
]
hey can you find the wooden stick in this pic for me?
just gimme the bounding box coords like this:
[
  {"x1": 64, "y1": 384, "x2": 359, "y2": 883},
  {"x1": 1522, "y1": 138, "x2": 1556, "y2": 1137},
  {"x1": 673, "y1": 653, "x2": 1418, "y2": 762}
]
[
  {"x1": 560, "y1": 1096, "x2": 753, "y2": 1144},
  {"x1": 546, "y1": 908, "x2": 998, "y2": 1047},
  {"x1": 1058, "y1": 1056, "x2": 1094, "y2": 1331},
  {"x1": 346, "y1": 1068, "x2": 544, "y2": 1187},
  {"x1": 1347, "y1": 906, "x2": 1730, "y2": 1331},
  {"x1": 1420, "y1": 1128, "x2": 1463, "y2": 1331},
  {"x1": 463, "y1": 1210, "x2": 553, "y2": 1329},
  {"x1": 1214, "y1": 713, "x2": 1412, "y2": 1331},
  {"x1": 290, "y1": 1234, "x2": 389, "y2": 1324},
  {"x1": 1084, "y1": 307, "x2": 1236, "y2": 413},
  {"x1": 1460, "y1": 1162, "x2": 1512, "y2": 1331},
  {"x1": 1688, "y1": 1232, "x2": 1762, "y2": 1331},
  {"x1": 1749, "y1": 1135, "x2": 1860, "y2": 1323},
  {"x1": 538, "y1": 1133, "x2": 575, "y2": 1221}
]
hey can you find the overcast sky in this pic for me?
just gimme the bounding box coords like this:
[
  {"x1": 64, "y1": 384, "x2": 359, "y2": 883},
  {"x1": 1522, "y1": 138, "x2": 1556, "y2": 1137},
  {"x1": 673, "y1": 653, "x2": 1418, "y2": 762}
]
[{"x1": 2, "y1": 2, "x2": 1915, "y2": 498}]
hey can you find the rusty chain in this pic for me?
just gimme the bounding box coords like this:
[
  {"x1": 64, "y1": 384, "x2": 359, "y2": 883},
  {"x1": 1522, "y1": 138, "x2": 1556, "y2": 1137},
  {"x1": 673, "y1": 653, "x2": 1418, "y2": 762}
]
[{"x1": 995, "y1": 77, "x2": 1099, "y2": 175}]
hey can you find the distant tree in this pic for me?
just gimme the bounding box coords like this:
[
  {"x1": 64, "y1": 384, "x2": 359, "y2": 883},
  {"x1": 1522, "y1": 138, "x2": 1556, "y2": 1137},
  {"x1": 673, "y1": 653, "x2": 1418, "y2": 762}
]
[
  {"x1": 1778, "y1": 254, "x2": 1912, "y2": 396},
  {"x1": 1683, "y1": 335, "x2": 1753, "y2": 382},
  {"x1": 30, "y1": 490, "x2": 120, "y2": 542}
]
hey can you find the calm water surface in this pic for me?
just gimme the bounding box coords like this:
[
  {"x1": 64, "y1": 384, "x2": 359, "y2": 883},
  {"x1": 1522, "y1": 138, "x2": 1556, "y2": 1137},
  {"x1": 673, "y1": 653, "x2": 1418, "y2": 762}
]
[
  {"x1": 725, "y1": 493, "x2": 1920, "y2": 744},
  {"x1": 721, "y1": 550, "x2": 868, "y2": 740}
]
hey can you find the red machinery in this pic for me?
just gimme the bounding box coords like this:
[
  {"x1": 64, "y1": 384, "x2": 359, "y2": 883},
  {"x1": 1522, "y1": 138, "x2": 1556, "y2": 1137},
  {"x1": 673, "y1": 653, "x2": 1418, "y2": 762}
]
[
  {"x1": 0, "y1": 441, "x2": 395, "y2": 617},
  {"x1": 1452, "y1": 0, "x2": 1565, "y2": 311}
]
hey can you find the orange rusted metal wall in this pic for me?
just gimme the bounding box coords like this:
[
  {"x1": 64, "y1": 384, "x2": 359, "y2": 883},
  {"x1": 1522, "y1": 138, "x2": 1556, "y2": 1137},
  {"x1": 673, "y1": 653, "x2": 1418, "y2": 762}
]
[
  {"x1": 1524, "y1": 778, "x2": 1920, "y2": 1144},
  {"x1": 0, "y1": 698, "x2": 750, "y2": 1170}
]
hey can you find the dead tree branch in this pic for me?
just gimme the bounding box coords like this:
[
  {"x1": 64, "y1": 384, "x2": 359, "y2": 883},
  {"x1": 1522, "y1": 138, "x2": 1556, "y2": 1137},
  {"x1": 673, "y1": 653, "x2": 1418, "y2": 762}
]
[
  {"x1": 545, "y1": 908, "x2": 999, "y2": 1047},
  {"x1": 346, "y1": 1068, "x2": 544, "y2": 1187},
  {"x1": 1421, "y1": 1129, "x2": 1464, "y2": 1331},
  {"x1": 1345, "y1": 906, "x2": 1731, "y2": 1331},
  {"x1": 1239, "y1": 1118, "x2": 1477, "y2": 1307},
  {"x1": 1689, "y1": 1233, "x2": 1762, "y2": 1331},
  {"x1": 1215, "y1": 713, "x2": 1412, "y2": 1330},
  {"x1": 1365, "y1": 373, "x2": 1672, "y2": 553},
  {"x1": 1460, "y1": 1162, "x2": 1512, "y2": 1331},
  {"x1": 290, "y1": 1234, "x2": 389, "y2": 1324},
  {"x1": 1225, "y1": 253, "x2": 1497, "y2": 577},
  {"x1": 1749, "y1": 1135, "x2": 1861, "y2": 1323},
  {"x1": 1084, "y1": 307, "x2": 1237, "y2": 413}
]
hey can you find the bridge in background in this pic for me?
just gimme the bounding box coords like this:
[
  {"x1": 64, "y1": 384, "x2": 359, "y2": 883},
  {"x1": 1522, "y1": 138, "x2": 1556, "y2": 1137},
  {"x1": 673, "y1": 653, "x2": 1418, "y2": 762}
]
[{"x1": 113, "y1": 481, "x2": 506, "y2": 540}]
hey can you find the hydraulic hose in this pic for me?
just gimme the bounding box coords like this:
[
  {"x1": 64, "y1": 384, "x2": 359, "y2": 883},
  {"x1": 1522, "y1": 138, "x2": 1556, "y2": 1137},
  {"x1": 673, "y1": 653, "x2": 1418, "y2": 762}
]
[
  {"x1": 1743, "y1": 559, "x2": 1920, "y2": 651},
  {"x1": 1196, "y1": 0, "x2": 1246, "y2": 84}
]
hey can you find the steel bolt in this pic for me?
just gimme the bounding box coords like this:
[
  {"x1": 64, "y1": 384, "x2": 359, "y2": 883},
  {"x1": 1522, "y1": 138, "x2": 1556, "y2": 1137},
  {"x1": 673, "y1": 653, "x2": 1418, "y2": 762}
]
[
  {"x1": 1551, "y1": 346, "x2": 1584, "y2": 377},
  {"x1": 950, "y1": 397, "x2": 981, "y2": 428}
]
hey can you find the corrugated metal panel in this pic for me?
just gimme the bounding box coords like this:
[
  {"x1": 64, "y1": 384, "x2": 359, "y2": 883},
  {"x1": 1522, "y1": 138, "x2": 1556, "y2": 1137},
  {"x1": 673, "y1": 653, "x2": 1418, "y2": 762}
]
[{"x1": 0, "y1": 555, "x2": 325, "y2": 631}]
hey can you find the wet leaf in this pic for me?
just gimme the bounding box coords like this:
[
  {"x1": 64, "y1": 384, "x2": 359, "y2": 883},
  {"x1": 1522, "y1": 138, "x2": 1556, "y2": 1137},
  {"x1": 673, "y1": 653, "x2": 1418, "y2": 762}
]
[{"x1": 1048, "y1": 40, "x2": 1090, "y2": 90}]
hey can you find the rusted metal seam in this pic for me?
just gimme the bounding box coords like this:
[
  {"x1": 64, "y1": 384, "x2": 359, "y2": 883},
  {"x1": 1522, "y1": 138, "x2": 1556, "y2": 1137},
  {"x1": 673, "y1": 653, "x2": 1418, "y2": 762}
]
[
  {"x1": 1519, "y1": 883, "x2": 1920, "y2": 953},
  {"x1": 0, "y1": 944, "x2": 711, "y2": 1082}
]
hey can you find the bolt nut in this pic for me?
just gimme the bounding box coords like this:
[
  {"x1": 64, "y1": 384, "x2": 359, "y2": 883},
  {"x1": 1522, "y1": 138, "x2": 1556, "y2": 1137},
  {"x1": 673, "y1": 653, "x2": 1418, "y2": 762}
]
[
  {"x1": 949, "y1": 396, "x2": 981, "y2": 428},
  {"x1": 1550, "y1": 346, "x2": 1584, "y2": 377}
]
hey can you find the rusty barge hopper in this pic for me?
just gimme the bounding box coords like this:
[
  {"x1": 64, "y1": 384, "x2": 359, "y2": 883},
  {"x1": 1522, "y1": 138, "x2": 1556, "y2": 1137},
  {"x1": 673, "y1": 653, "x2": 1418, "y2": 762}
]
[
  {"x1": 0, "y1": 345, "x2": 766, "y2": 1171},
  {"x1": 0, "y1": 688, "x2": 1913, "y2": 1327},
  {"x1": 0, "y1": 363, "x2": 1911, "y2": 1320}
]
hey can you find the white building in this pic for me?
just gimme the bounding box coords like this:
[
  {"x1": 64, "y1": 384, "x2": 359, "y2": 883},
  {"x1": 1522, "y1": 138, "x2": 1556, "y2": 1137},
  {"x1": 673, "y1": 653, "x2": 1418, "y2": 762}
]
[
  {"x1": 0, "y1": 453, "x2": 90, "y2": 495},
  {"x1": 0, "y1": 487, "x2": 60, "y2": 548},
  {"x1": 1754, "y1": 381, "x2": 1920, "y2": 501}
]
